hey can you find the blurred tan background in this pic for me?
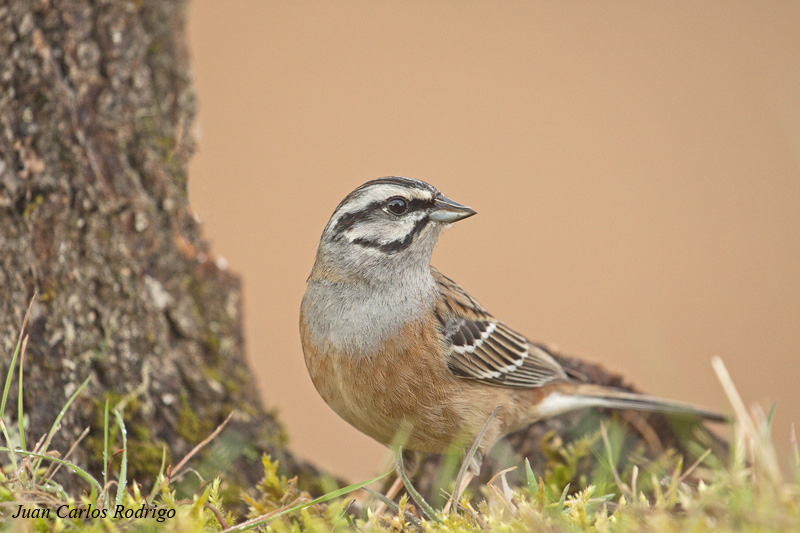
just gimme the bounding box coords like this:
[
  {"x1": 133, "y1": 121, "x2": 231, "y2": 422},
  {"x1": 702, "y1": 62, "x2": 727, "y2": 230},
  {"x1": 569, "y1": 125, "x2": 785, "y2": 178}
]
[{"x1": 186, "y1": 1, "x2": 799, "y2": 481}]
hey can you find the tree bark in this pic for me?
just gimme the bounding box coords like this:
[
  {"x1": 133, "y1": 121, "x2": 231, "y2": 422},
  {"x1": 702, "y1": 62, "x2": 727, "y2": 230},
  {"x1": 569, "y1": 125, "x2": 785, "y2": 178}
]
[{"x1": 0, "y1": 0, "x2": 322, "y2": 498}]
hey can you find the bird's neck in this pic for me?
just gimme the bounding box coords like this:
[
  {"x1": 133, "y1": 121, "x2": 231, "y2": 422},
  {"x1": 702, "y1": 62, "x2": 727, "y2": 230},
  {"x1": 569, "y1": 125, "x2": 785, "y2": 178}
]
[{"x1": 303, "y1": 262, "x2": 438, "y2": 358}]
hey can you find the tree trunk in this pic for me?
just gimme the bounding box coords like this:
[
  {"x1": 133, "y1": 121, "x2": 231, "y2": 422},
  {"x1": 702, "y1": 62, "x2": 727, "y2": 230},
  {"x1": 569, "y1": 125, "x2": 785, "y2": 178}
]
[{"x1": 0, "y1": 0, "x2": 322, "y2": 498}]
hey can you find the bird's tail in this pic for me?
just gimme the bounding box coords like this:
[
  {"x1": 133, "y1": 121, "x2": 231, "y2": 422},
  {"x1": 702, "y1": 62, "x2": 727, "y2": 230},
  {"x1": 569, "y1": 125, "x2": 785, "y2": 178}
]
[{"x1": 536, "y1": 383, "x2": 727, "y2": 423}]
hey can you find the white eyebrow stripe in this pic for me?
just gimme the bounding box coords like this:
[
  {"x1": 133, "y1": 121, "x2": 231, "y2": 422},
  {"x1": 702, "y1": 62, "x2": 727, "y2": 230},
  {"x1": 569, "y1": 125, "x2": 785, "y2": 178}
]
[
  {"x1": 327, "y1": 185, "x2": 436, "y2": 238},
  {"x1": 343, "y1": 185, "x2": 433, "y2": 214}
]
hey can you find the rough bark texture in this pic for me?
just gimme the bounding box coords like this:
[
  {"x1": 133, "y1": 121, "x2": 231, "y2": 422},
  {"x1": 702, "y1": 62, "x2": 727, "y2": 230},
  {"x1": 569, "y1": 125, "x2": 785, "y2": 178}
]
[{"x1": 0, "y1": 0, "x2": 323, "y2": 500}]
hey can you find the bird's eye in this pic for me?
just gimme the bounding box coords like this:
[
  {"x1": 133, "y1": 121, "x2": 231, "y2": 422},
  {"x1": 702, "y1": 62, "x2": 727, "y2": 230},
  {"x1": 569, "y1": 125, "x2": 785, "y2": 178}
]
[{"x1": 386, "y1": 197, "x2": 408, "y2": 215}]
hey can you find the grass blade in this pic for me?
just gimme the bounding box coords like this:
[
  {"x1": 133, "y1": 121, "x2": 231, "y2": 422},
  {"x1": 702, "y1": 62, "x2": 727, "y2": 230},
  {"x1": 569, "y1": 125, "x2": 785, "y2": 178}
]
[
  {"x1": 766, "y1": 401, "x2": 777, "y2": 433},
  {"x1": 712, "y1": 356, "x2": 782, "y2": 483},
  {"x1": 396, "y1": 447, "x2": 441, "y2": 523},
  {"x1": 17, "y1": 335, "x2": 28, "y2": 452},
  {"x1": 1, "y1": 447, "x2": 102, "y2": 496},
  {"x1": 0, "y1": 338, "x2": 21, "y2": 417},
  {"x1": 0, "y1": 296, "x2": 34, "y2": 472},
  {"x1": 556, "y1": 483, "x2": 570, "y2": 513},
  {"x1": 1, "y1": 293, "x2": 34, "y2": 418},
  {"x1": 363, "y1": 486, "x2": 401, "y2": 514},
  {"x1": 447, "y1": 406, "x2": 499, "y2": 513},
  {"x1": 114, "y1": 408, "x2": 128, "y2": 507},
  {"x1": 40, "y1": 426, "x2": 90, "y2": 485},
  {"x1": 222, "y1": 469, "x2": 393, "y2": 532},
  {"x1": 103, "y1": 399, "x2": 109, "y2": 504},
  {"x1": 525, "y1": 458, "x2": 538, "y2": 497},
  {"x1": 363, "y1": 487, "x2": 423, "y2": 528},
  {"x1": 0, "y1": 339, "x2": 21, "y2": 473},
  {"x1": 33, "y1": 376, "x2": 91, "y2": 473},
  {"x1": 600, "y1": 421, "x2": 631, "y2": 498}
]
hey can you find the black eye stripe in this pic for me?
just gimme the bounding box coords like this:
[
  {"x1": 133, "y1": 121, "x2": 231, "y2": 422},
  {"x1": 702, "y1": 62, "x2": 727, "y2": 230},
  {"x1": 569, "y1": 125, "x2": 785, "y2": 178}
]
[
  {"x1": 331, "y1": 197, "x2": 436, "y2": 235},
  {"x1": 407, "y1": 198, "x2": 436, "y2": 210},
  {"x1": 351, "y1": 215, "x2": 431, "y2": 254},
  {"x1": 331, "y1": 201, "x2": 382, "y2": 234}
]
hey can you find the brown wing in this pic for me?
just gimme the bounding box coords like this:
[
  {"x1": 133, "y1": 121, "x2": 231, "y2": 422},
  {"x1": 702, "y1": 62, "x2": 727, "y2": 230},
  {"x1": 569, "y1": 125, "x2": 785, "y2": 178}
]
[{"x1": 432, "y1": 268, "x2": 569, "y2": 389}]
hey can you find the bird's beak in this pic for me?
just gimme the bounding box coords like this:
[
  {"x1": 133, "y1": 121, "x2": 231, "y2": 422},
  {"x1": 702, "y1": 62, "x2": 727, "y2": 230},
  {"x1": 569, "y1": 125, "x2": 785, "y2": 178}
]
[{"x1": 430, "y1": 194, "x2": 477, "y2": 223}]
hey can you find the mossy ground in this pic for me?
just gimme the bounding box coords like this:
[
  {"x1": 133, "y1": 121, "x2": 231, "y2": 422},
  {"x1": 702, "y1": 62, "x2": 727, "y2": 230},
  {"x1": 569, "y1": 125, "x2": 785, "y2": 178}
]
[
  {"x1": 2, "y1": 393, "x2": 799, "y2": 532},
  {"x1": 1, "y1": 306, "x2": 798, "y2": 532}
]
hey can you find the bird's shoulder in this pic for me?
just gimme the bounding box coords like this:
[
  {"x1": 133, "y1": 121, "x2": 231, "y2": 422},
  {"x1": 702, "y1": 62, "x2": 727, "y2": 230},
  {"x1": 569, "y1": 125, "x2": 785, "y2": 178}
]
[{"x1": 430, "y1": 267, "x2": 570, "y2": 389}]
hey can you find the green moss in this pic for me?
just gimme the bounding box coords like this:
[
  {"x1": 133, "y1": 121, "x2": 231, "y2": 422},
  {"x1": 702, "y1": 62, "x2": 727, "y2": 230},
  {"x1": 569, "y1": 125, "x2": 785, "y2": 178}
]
[
  {"x1": 241, "y1": 455, "x2": 293, "y2": 517},
  {"x1": 37, "y1": 279, "x2": 57, "y2": 303},
  {"x1": 222, "y1": 378, "x2": 240, "y2": 395},
  {"x1": 0, "y1": 472, "x2": 13, "y2": 502},
  {"x1": 129, "y1": 438, "x2": 171, "y2": 479},
  {"x1": 147, "y1": 40, "x2": 162, "y2": 57},
  {"x1": 155, "y1": 135, "x2": 176, "y2": 153},
  {"x1": 86, "y1": 392, "x2": 173, "y2": 487},
  {"x1": 203, "y1": 333, "x2": 220, "y2": 354},
  {"x1": 200, "y1": 364, "x2": 221, "y2": 383},
  {"x1": 176, "y1": 392, "x2": 213, "y2": 443},
  {"x1": 183, "y1": 275, "x2": 206, "y2": 317},
  {"x1": 23, "y1": 194, "x2": 44, "y2": 219}
]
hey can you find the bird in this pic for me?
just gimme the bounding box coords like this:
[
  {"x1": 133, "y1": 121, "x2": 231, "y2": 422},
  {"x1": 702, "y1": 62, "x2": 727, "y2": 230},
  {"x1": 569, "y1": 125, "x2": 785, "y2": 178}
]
[{"x1": 299, "y1": 176, "x2": 725, "y2": 489}]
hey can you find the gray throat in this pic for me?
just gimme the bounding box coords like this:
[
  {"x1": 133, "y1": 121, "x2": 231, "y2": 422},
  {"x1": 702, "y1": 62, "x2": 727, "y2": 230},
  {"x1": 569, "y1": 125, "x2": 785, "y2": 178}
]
[{"x1": 302, "y1": 268, "x2": 437, "y2": 358}]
